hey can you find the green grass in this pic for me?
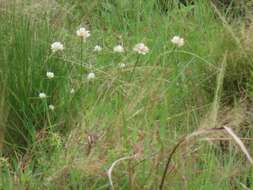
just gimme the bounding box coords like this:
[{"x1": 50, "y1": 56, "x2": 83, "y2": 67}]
[{"x1": 1, "y1": 0, "x2": 253, "y2": 189}]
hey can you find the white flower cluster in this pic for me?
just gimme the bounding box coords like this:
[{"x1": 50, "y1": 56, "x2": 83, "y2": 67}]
[
  {"x1": 87, "y1": 72, "x2": 95, "y2": 80},
  {"x1": 119, "y1": 63, "x2": 126, "y2": 68},
  {"x1": 94, "y1": 45, "x2": 102, "y2": 52},
  {"x1": 171, "y1": 36, "x2": 185, "y2": 47},
  {"x1": 49, "y1": 104, "x2": 55, "y2": 111},
  {"x1": 51, "y1": 42, "x2": 64, "y2": 53},
  {"x1": 76, "y1": 27, "x2": 90, "y2": 41},
  {"x1": 113, "y1": 43, "x2": 150, "y2": 55},
  {"x1": 133, "y1": 43, "x2": 149, "y2": 55},
  {"x1": 70, "y1": 88, "x2": 75, "y2": 94},
  {"x1": 39, "y1": 92, "x2": 47, "y2": 99},
  {"x1": 46, "y1": 71, "x2": 54, "y2": 79},
  {"x1": 113, "y1": 45, "x2": 124, "y2": 53}
]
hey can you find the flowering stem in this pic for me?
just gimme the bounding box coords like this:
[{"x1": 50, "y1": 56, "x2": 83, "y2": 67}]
[
  {"x1": 44, "y1": 53, "x2": 54, "y2": 65},
  {"x1": 80, "y1": 38, "x2": 83, "y2": 77},
  {"x1": 129, "y1": 55, "x2": 140, "y2": 81},
  {"x1": 171, "y1": 46, "x2": 181, "y2": 83},
  {"x1": 46, "y1": 106, "x2": 53, "y2": 129},
  {"x1": 172, "y1": 46, "x2": 176, "y2": 62},
  {"x1": 173, "y1": 47, "x2": 184, "y2": 85}
]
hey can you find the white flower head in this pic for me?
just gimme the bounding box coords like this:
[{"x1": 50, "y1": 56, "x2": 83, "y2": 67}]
[
  {"x1": 51, "y1": 42, "x2": 64, "y2": 53},
  {"x1": 87, "y1": 72, "x2": 95, "y2": 80},
  {"x1": 76, "y1": 27, "x2": 90, "y2": 40},
  {"x1": 46, "y1": 71, "x2": 54, "y2": 79},
  {"x1": 49, "y1": 104, "x2": 55, "y2": 111},
  {"x1": 93, "y1": 45, "x2": 102, "y2": 52},
  {"x1": 113, "y1": 45, "x2": 124, "y2": 53},
  {"x1": 133, "y1": 43, "x2": 149, "y2": 55},
  {"x1": 70, "y1": 88, "x2": 75, "y2": 94},
  {"x1": 39, "y1": 92, "x2": 47, "y2": 99},
  {"x1": 119, "y1": 63, "x2": 126, "y2": 68},
  {"x1": 171, "y1": 36, "x2": 184, "y2": 47}
]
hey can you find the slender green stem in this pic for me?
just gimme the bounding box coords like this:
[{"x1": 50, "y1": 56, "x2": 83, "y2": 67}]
[
  {"x1": 172, "y1": 46, "x2": 177, "y2": 64},
  {"x1": 46, "y1": 103, "x2": 52, "y2": 130},
  {"x1": 80, "y1": 38, "x2": 83, "y2": 77},
  {"x1": 129, "y1": 55, "x2": 140, "y2": 81}
]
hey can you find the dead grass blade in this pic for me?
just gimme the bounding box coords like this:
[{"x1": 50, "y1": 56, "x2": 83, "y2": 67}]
[
  {"x1": 107, "y1": 155, "x2": 136, "y2": 190},
  {"x1": 159, "y1": 126, "x2": 253, "y2": 190},
  {"x1": 159, "y1": 127, "x2": 224, "y2": 190}
]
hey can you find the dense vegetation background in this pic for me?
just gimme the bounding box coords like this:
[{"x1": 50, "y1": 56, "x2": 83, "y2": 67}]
[{"x1": 1, "y1": 0, "x2": 253, "y2": 189}]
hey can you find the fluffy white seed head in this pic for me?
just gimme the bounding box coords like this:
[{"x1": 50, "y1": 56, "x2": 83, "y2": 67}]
[
  {"x1": 49, "y1": 104, "x2": 55, "y2": 111},
  {"x1": 87, "y1": 72, "x2": 95, "y2": 80},
  {"x1": 171, "y1": 36, "x2": 184, "y2": 47},
  {"x1": 113, "y1": 45, "x2": 124, "y2": 53},
  {"x1": 76, "y1": 27, "x2": 90, "y2": 40},
  {"x1": 133, "y1": 43, "x2": 149, "y2": 55},
  {"x1": 93, "y1": 45, "x2": 102, "y2": 52},
  {"x1": 51, "y1": 42, "x2": 64, "y2": 53},
  {"x1": 39, "y1": 92, "x2": 47, "y2": 99},
  {"x1": 46, "y1": 71, "x2": 54, "y2": 79}
]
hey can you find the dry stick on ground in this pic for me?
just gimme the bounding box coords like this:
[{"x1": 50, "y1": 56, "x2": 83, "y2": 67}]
[{"x1": 159, "y1": 127, "x2": 253, "y2": 190}]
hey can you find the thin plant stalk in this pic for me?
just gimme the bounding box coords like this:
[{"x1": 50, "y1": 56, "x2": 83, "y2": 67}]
[
  {"x1": 129, "y1": 55, "x2": 140, "y2": 81},
  {"x1": 80, "y1": 38, "x2": 83, "y2": 77}
]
